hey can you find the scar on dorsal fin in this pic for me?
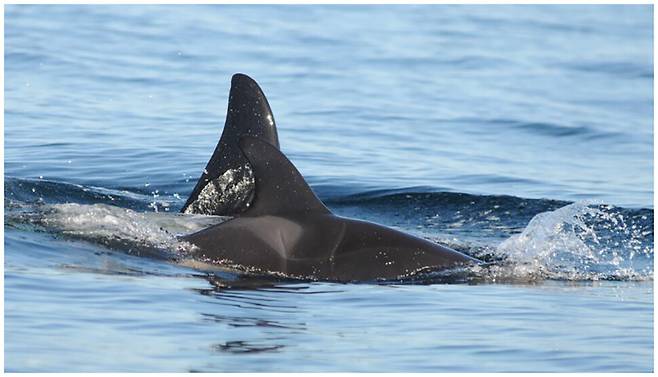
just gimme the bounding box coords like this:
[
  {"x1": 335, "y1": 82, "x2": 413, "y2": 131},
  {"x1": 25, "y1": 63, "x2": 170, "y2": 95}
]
[
  {"x1": 181, "y1": 73, "x2": 279, "y2": 215},
  {"x1": 238, "y1": 136, "x2": 331, "y2": 217}
]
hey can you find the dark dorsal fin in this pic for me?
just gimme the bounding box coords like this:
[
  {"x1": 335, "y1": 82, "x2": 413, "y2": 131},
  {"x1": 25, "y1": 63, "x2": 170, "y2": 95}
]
[
  {"x1": 181, "y1": 73, "x2": 280, "y2": 215},
  {"x1": 222, "y1": 73, "x2": 279, "y2": 148},
  {"x1": 238, "y1": 136, "x2": 331, "y2": 217}
]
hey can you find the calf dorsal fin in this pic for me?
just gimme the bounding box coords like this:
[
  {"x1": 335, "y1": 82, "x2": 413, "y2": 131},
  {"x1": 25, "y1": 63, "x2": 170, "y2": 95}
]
[{"x1": 238, "y1": 137, "x2": 331, "y2": 217}]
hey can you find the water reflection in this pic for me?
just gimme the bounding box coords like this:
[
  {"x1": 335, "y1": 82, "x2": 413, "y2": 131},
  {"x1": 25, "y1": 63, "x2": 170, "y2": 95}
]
[
  {"x1": 201, "y1": 311, "x2": 306, "y2": 330},
  {"x1": 212, "y1": 340, "x2": 285, "y2": 354}
]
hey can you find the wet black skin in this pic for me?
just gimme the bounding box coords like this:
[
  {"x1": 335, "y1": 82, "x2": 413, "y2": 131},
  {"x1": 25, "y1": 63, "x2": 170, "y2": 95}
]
[
  {"x1": 183, "y1": 137, "x2": 480, "y2": 282},
  {"x1": 181, "y1": 73, "x2": 279, "y2": 215},
  {"x1": 183, "y1": 213, "x2": 478, "y2": 281}
]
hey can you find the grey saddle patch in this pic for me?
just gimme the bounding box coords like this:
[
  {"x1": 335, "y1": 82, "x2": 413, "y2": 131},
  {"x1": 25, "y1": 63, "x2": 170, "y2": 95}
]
[
  {"x1": 182, "y1": 137, "x2": 481, "y2": 281},
  {"x1": 183, "y1": 166, "x2": 255, "y2": 216}
]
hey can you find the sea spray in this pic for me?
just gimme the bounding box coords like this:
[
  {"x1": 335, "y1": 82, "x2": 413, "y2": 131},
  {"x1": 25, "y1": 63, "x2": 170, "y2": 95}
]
[
  {"x1": 8, "y1": 202, "x2": 227, "y2": 258},
  {"x1": 494, "y1": 201, "x2": 653, "y2": 281}
]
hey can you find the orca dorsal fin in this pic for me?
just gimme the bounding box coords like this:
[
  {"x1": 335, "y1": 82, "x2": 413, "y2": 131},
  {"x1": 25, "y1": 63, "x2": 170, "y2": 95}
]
[
  {"x1": 222, "y1": 73, "x2": 279, "y2": 147},
  {"x1": 181, "y1": 73, "x2": 280, "y2": 215},
  {"x1": 238, "y1": 137, "x2": 331, "y2": 217}
]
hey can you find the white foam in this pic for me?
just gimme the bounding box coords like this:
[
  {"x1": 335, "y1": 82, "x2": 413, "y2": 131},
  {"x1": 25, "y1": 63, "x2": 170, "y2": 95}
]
[
  {"x1": 33, "y1": 203, "x2": 227, "y2": 256},
  {"x1": 494, "y1": 201, "x2": 653, "y2": 281},
  {"x1": 183, "y1": 166, "x2": 254, "y2": 215}
]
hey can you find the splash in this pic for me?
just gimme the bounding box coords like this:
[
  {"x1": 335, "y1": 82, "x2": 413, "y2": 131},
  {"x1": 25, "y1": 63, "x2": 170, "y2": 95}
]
[
  {"x1": 5, "y1": 178, "x2": 653, "y2": 283},
  {"x1": 7, "y1": 202, "x2": 226, "y2": 259},
  {"x1": 491, "y1": 201, "x2": 653, "y2": 282},
  {"x1": 183, "y1": 166, "x2": 255, "y2": 216}
]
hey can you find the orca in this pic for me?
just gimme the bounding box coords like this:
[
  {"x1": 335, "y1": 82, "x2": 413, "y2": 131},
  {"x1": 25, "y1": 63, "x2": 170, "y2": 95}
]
[
  {"x1": 182, "y1": 136, "x2": 481, "y2": 282},
  {"x1": 181, "y1": 73, "x2": 279, "y2": 216}
]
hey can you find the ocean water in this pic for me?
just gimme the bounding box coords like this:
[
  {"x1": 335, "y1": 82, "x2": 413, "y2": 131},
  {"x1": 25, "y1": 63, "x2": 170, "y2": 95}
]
[{"x1": 4, "y1": 4, "x2": 654, "y2": 372}]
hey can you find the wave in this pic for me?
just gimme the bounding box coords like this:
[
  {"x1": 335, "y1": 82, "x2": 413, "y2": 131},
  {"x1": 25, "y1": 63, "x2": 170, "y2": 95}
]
[
  {"x1": 491, "y1": 201, "x2": 653, "y2": 282},
  {"x1": 452, "y1": 117, "x2": 628, "y2": 141},
  {"x1": 5, "y1": 177, "x2": 653, "y2": 283},
  {"x1": 5, "y1": 177, "x2": 173, "y2": 212}
]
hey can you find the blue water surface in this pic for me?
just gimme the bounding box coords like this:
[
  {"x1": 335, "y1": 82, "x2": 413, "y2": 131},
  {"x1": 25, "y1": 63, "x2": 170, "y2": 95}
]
[{"x1": 4, "y1": 5, "x2": 654, "y2": 372}]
